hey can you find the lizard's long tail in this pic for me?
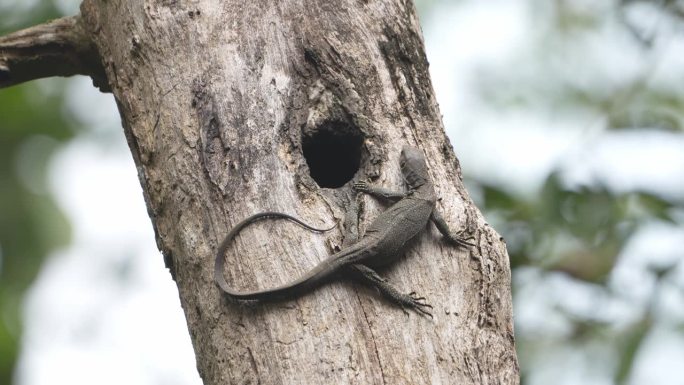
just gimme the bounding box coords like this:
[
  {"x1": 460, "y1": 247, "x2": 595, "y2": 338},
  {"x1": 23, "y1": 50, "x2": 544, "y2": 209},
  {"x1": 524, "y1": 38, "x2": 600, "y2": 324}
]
[{"x1": 214, "y1": 212, "x2": 343, "y2": 300}]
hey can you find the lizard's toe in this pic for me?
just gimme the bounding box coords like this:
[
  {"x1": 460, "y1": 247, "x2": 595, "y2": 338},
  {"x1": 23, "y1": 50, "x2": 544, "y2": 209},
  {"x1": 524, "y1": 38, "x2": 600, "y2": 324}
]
[
  {"x1": 403, "y1": 292, "x2": 433, "y2": 318},
  {"x1": 447, "y1": 234, "x2": 476, "y2": 248},
  {"x1": 353, "y1": 181, "x2": 369, "y2": 192}
]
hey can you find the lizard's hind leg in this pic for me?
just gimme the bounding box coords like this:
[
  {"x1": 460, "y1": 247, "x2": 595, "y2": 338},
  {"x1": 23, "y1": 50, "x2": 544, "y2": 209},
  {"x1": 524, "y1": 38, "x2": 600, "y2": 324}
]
[{"x1": 348, "y1": 264, "x2": 433, "y2": 318}]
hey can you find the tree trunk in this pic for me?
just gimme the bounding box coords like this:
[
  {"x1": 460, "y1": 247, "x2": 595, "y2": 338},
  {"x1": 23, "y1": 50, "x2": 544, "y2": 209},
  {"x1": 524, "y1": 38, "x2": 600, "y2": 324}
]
[{"x1": 6, "y1": 0, "x2": 519, "y2": 383}]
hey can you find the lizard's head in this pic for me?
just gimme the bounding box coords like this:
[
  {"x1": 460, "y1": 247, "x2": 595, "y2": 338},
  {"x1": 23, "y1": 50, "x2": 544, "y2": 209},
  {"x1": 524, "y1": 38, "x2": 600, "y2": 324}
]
[{"x1": 400, "y1": 145, "x2": 429, "y2": 188}]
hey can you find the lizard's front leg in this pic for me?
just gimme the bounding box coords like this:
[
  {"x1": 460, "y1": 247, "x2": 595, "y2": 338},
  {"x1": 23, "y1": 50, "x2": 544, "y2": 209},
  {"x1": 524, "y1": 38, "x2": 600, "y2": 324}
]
[
  {"x1": 347, "y1": 263, "x2": 433, "y2": 317},
  {"x1": 353, "y1": 181, "x2": 407, "y2": 203},
  {"x1": 431, "y1": 210, "x2": 474, "y2": 248}
]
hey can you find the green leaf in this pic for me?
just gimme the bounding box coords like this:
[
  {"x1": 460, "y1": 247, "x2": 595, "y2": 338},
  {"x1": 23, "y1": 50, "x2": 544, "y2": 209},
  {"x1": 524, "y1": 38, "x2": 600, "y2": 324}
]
[{"x1": 615, "y1": 317, "x2": 652, "y2": 385}]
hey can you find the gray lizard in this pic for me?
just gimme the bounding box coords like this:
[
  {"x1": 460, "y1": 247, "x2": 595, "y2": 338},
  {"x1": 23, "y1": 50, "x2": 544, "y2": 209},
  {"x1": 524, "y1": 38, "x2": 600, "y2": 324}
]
[{"x1": 214, "y1": 145, "x2": 472, "y2": 316}]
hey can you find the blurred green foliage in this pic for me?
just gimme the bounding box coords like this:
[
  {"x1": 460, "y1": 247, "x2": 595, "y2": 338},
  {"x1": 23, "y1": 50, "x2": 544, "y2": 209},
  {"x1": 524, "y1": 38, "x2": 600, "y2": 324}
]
[
  {"x1": 0, "y1": 3, "x2": 74, "y2": 383},
  {"x1": 486, "y1": 174, "x2": 678, "y2": 281},
  {"x1": 461, "y1": 1, "x2": 684, "y2": 382},
  {"x1": 481, "y1": 168, "x2": 681, "y2": 379}
]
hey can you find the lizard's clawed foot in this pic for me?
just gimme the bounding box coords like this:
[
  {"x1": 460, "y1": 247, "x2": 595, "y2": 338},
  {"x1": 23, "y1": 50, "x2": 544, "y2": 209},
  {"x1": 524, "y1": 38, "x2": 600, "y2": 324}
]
[
  {"x1": 446, "y1": 233, "x2": 476, "y2": 248},
  {"x1": 399, "y1": 291, "x2": 433, "y2": 318},
  {"x1": 353, "y1": 181, "x2": 370, "y2": 192}
]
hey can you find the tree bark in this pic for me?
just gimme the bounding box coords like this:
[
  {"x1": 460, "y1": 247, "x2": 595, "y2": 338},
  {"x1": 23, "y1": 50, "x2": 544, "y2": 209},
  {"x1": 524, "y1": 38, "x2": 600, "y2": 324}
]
[{"x1": 70, "y1": 0, "x2": 519, "y2": 384}]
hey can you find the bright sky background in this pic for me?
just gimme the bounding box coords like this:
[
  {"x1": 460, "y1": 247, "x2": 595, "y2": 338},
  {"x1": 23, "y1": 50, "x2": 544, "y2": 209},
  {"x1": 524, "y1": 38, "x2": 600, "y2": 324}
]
[{"x1": 12, "y1": 1, "x2": 684, "y2": 385}]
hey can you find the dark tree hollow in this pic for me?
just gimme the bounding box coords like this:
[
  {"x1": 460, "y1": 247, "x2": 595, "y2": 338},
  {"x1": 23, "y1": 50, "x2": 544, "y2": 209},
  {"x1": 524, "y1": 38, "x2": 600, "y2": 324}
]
[{"x1": 302, "y1": 121, "x2": 363, "y2": 188}]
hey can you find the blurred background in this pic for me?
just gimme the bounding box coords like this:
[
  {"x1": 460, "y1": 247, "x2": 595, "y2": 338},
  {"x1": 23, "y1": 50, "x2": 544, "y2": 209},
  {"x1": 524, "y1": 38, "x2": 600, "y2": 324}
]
[{"x1": 1, "y1": 0, "x2": 682, "y2": 384}]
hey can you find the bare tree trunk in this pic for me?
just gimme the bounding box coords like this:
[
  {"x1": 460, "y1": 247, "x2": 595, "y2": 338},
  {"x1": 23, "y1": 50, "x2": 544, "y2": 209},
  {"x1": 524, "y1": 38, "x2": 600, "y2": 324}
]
[{"x1": 2, "y1": 0, "x2": 519, "y2": 383}]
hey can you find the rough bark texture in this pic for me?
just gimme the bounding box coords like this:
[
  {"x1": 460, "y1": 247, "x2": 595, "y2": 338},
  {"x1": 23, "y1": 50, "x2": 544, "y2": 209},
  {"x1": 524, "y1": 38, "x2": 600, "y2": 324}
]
[{"x1": 79, "y1": 0, "x2": 519, "y2": 384}]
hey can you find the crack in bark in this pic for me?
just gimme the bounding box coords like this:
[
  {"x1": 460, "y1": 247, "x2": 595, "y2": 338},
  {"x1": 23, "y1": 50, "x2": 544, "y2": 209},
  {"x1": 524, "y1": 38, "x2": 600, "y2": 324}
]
[
  {"x1": 356, "y1": 293, "x2": 387, "y2": 385},
  {"x1": 246, "y1": 347, "x2": 262, "y2": 385}
]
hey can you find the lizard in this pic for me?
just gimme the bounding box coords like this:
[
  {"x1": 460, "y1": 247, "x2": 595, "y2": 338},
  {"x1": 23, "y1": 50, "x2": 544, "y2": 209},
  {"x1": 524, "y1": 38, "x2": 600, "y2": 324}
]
[{"x1": 214, "y1": 145, "x2": 473, "y2": 316}]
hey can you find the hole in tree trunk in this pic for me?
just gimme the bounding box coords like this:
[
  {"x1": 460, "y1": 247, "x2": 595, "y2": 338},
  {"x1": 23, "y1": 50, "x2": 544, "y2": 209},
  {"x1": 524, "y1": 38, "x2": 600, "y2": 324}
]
[{"x1": 302, "y1": 121, "x2": 363, "y2": 188}]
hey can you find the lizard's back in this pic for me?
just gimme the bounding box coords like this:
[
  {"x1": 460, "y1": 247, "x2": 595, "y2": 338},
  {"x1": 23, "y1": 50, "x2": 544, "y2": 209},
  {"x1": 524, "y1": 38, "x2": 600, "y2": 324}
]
[{"x1": 361, "y1": 195, "x2": 435, "y2": 266}]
